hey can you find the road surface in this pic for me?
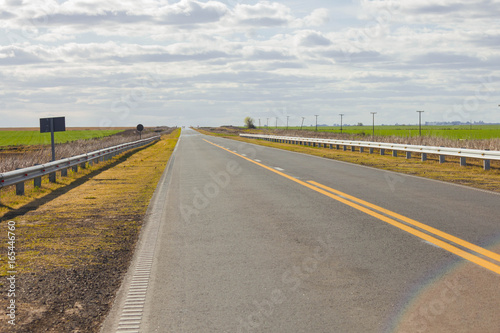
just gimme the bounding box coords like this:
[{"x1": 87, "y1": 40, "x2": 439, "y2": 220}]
[{"x1": 102, "y1": 128, "x2": 500, "y2": 333}]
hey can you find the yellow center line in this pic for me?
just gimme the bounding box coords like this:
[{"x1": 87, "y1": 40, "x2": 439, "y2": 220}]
[
  {"x1": 308, "y1": 180, "x2": 500, "y2": 264},
  {"x1": 203, "y1": 139, "x2": 500, "y2": 275}
]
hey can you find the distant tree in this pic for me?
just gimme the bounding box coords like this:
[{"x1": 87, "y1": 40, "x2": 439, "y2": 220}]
[
  {"x1": 357, "y1": 122, "x2": 364, "y2": 126},
  {"x1": 244, "y1": 117, "x2": 256, "y2": 129}
]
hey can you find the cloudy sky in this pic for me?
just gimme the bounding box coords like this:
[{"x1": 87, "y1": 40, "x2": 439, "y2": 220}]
[{"x1": 1, "y1": 0, "x2": 499, "y2": 128}]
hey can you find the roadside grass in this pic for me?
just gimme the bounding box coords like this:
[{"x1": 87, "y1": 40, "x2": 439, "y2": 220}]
[
  {"x1": 197, "y1": 129, "x2": 500, "y2": 193},
  {"x1": 0, "y1": 129, "x2": 125, "y2": 146},
  {"x1": 0, "y1": 167, "x2": 99, "y2": 219},
  {"x1": 0, "y1": 129, "x2": 179, "y2": 332}
]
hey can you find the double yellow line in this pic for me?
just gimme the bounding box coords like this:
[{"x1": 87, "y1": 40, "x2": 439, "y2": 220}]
[{"x1": 204, "y1": 139, "x2": 500, "y2": 275}]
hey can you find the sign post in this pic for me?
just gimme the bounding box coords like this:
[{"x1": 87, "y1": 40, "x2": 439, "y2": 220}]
[
  {"x1": 40, "y1": 116, "x2": 66, "y2": 162},
  {"x1": 137, "y1": 124, "x2": 144, "y2": 140}
]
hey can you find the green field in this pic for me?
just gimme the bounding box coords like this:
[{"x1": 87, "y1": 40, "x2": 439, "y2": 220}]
[
  {"x1": 273, "y1": 125, "x2": 500, "y2": 140},
  {"x1": 0, "y1": 129, "x2": 124, "y2": 146}
]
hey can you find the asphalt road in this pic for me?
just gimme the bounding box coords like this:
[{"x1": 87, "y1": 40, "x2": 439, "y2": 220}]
[{"x1": 102, "y1": 128, "x2": 500, "y2": 333}]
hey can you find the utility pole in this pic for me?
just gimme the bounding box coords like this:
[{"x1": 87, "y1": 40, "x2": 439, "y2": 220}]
[
  {"x1": 370, "y1": 112, "x2": 377, "y2": 140},
  {"x1": 417, "y1": 110, "x2": 424, "y2": 136},
  {"x1": 266, "y1": 118, "x2": 269, "y2": 127},
  {"x1": 339, "y1": 114, "x2": 344, "y2": 134},
  {"x1": 286, "y1": 116, "x2": 289, "y2": 130},
  {"x1": 315, "y1": 115, "x2": 319, "y2": 131},
  {"x1": 300, "y1": 117, "x2": 305, "y2": 130},
  {"x1": 258, "y1": 118, "x2": 261, "y2": 128},
  {"x1": 275, "y1": 117, "x2": 278, "y2": 129}
]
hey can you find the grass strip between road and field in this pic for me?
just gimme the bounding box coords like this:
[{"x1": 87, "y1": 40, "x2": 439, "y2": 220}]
[
  {"x1": 203, "y1": 138, "x2": 500, "y2": 276},
  {"x1": 0, "y1": 129, "x2": 180, "y2": 332},
  {"x1": 196, "y1": 128, "x2": 500, "y2": 193}
]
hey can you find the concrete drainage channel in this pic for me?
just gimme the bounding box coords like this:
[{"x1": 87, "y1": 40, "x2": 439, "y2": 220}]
[{"x1": 100, "y1": 138, "x2": 179, "y2": 333}]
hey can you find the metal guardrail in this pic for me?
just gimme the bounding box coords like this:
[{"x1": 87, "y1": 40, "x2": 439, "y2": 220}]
[
  {"x1": 240, "y1": 134, "x2": 500, "y2": 170},
  {"x1": 0, "y1": 136, "x2": 160, "y2": 192}
]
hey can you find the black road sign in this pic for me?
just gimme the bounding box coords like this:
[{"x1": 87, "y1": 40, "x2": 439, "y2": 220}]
[
  {"x1": 40, "y1": 117, "x2": 66, "y2": 133},
  {"x1": 40, "y1": 116, "x2": 66, "y2": 162}
]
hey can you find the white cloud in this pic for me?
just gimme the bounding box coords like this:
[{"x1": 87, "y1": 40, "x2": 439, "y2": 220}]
[
  {"x1": 293, "y1": 8, "x2": 330, "y2": 27},
  {"x1": 0, "y1": 0, "x2": 499, "y2": 127}
]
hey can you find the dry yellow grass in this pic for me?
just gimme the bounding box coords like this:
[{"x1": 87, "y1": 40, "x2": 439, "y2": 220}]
[
  {"x1": 1, "y1": 129, "x2": 179, "y2": 275},
  {"x1": 197, "y1": 129, "x2": 500, "y2": 193}
]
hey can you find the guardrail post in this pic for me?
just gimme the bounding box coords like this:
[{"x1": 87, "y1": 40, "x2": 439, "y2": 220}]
[
  {"x1": 360, "y1": 147, "x2": 364, "y2": 153},
  {"x1": 369, "y1": 148, "x2": 374, "y2": 154},
  {"x1": 380, "y1": 149, "x2": 385, "y2": 156},
  {"x1": 482, "y1": 149, "x2": 491, "y2": 170},
  {"x1": 406, "y1": 152, "x2": 412, "y2": 159},
  {"x1": 439, "y1": 155, "x2": 446, "y2": 164},
  {"x1": 15, "y1": 168, "x2": 25, "y2": 195},
  {"x1": 392, "y1": 150, "x2": 398, "y2": 157},
  {"x1": 421, "y1": 153, "x2": 427, "y2": 161},
  {"x1": 80, "y1": 161, "x2": 87, "y2": 169},
  {"x1": 343, "y1": 145, "x2": 347, "y2": 151},
  {"x1": 49, "y1": 172, "x2": 56, "y2": 183},
  {"x1": 484, "y1": 159, "x2": 491, "y2": 171},
  {"x1": 351, "y1": 146, "x2": 356, "y2": 152},
  {"x1": 61, "y1": 168, "x2": 68, "y2": 177},
  {"x1": 72, "y1": 165, "x2": 78, "y2": 172},
  {"x1": 16, "y1": 182, "x2": 24, "y2": 195},
  {"x1": 34, "y1": 164, "x2": 42, "y2": 188},
  {"x1": 460, "y1": 157, "x2": 467, "y2": 167},
  {"x1": 336, "y1": 144, "x2": 340, "y2": 150},
  {"x1": 329, "y1": 144, "x2": 333, "y2": 149}
]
